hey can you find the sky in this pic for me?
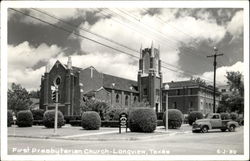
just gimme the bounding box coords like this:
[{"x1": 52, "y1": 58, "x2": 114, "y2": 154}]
[{"x1": 7, "y1": 8, "x2": 244, "y2": 91}]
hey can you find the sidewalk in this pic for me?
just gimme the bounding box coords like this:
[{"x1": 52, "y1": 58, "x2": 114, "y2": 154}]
[{"x1": 8, "y1": 124, "x2": 192, "y2": 141}]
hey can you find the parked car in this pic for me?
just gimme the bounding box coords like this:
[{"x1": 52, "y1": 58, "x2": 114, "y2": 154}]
[{"x1": 192, "y1": 113, "x2": 239, "y2": 133}]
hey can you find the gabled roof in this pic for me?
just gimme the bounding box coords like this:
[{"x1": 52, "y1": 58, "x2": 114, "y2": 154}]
[
  {"x1": 60, "y1": 64, "x2": 139, "y2": 93},
  {"x1": 103, "y1": 74, "x2": 138, "y2": 93}
]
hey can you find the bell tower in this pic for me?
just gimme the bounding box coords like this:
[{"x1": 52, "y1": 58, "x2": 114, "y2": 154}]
[{"x1": 138, "y1": 42, "x2": 163, "y2": 112}]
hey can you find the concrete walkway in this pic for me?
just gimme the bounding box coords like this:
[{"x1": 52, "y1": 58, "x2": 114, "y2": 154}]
[{"x1": 8, "y1": 124, "x2": 192, "y2": 141}]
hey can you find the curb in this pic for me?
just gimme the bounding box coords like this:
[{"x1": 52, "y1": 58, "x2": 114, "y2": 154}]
[{"x1": 8, "y1": 130, "x2": 191, "y2": 141}]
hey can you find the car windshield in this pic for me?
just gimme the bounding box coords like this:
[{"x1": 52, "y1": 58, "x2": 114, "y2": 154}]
[{"x1": 205, "y1": 113, "x2": 213, "y2": 119}]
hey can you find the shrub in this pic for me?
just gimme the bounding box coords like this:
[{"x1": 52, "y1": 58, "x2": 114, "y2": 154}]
[
  {"x1": 220, "y1": 113, "x2": 230, "y2": 120},
  {"x1": 128, "y1": 108, "x2": 157, "y2": 133},
  {"x1": 105, "y1": 108, "x2": 128, "y2": 121},
  {"x1": 101, "y1": 120, "x2": 119, "y2": 127},
  {"x1": 31, "y1": 109, "x2": 45, "y2": 120},
  {"x1": 157, "y1": 120, "x2": 164, "y2": 126},
  {"x1": 8, "y1": 110, "x2": 13, "y2": 127},
  {"x1": 43, "y1": 110, "x2": 64, "y2": 128},
  {"x1": 157, "y1": 112, "x2": 164, "y2": 120},
  {"x1": 81, "y1": 111, "x2": 101, "y2": 130},
  {"x1": 64, "y1": 115, "x2": 81, "y2": 124},
  {"x1": 230, "y1": 112, "x2": 238, "y2": 121},
  {"x1": 163, "y1": 109, "x2": 184, "y2": 129},
  {"x1": 188, "y1": 111, "x2": 203, "y2": 125},
  {"x1": 69, "y1": 120, "x2": 81, "y2": 126},
  {"x1": 33, "y1": 120, "x2": 43, "y2": 125},
  {"x1": 16, "y1": 110, "x2": 33, "y2": 127}
]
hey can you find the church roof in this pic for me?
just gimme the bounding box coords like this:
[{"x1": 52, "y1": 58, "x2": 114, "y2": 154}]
[
  {"x1": 63, "y1": 64, "x2": 139, "y2": 93},
  {"x1": 103, "y1": 74, "x2": 138, "y2": 93}
]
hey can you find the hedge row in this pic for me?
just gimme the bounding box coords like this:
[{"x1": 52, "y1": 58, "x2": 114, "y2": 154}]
[{"x1": 64, "y1": 115, "x2": 81, "y2": 124}]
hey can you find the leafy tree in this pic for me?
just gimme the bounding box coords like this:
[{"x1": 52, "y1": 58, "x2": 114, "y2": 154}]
[
  {"x1": 226, "y1": 71, "x2": 244, "y2": 97},
  {"x1": 131, "y1": 98, "x2": 150, "y2": 108},
  {"x1": 190, "y1": 77, "x2": 208, "y2": 87},
  {"x1": 218, "y1": 71, "x2": 244, "y2": 114},
  {"x1": 80, "y1": 99, "x2": 110, "y2": 120},
  {"x1": 29, "y1": 90, "x2": 40, "y2": 98},
  {"x1": 8, "y1": 83, "x2": 32, "y2": 113}
]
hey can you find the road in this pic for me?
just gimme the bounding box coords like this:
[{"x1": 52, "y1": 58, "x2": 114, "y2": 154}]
[{"x1": 8, "y1": 127, "x2": 243, "y2": 155}]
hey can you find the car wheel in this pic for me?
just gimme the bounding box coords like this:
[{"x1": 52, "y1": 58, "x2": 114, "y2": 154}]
[
  {"x1": 221, "y1": 129, "x2": 226, "y2": 132},
  {"x1": 201, "y1": 126, "x2": 208, "y2": 133},
  {"x1": 228, "y1": 125, "x2": 236, "y2": 132}
]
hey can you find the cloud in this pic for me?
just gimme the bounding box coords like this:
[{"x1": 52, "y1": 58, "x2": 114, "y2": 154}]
[
  {"x1": 8, "y1": 41, "x2": 63, "y2": 90},
  {"x1": 8, "y1": 67, "x2": 45, "y2": 91},
  {"x1": 200, "y1": 61, "x2": 244, "y2": 85},
  {"x1": 8, "y1": 41, "x2": 62, "y2": 70},
  {"x1": 7, "y1": 9, "x2": 241, "y2": 91},
  {"x1": 9, "y1": 8, "x2": 95, "y2": 25},
  {"x1": 227, "y1": 10, "x2": 243, "y2": 39}
]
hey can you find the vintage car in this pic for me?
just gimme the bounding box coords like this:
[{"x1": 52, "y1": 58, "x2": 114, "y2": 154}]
[{"x1": 192, "y1": 113, "x2": 239, "y2": 133}]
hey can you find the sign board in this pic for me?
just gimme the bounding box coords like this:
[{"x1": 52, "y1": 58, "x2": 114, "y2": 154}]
[{"x1": 119, "y1": 112, "x2": 128, "y2": 133}]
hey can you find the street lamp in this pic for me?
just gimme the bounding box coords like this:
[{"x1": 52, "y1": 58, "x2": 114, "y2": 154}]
[
  {"x1": 111, "y1": 83, "x2": 115, "y2": 106},
  {"x1": 164, "y1": 84, "x2": 169, "y2": 131}
]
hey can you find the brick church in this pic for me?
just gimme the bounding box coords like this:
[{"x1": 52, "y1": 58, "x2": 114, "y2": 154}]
[{"x1": 40, "y1": 44, "x2": 220, "y2": 116}]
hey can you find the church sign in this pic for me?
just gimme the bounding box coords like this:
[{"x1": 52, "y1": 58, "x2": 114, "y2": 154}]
[{"x1": 119, "y1": 113, "x2": 128, "y2": 133}]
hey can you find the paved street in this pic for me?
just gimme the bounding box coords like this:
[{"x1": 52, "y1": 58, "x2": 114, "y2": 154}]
[{"x1": 8, "y1": 126, "x2": 244, "y2": 155}]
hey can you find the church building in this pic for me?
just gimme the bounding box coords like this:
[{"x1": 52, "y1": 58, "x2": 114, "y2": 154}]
[
  {"x1": 39, "y1": 44, "x2": 220, "y2": 116},
  {"x1": 40, "y1": 44, "x2": 163, "y2": 116}
]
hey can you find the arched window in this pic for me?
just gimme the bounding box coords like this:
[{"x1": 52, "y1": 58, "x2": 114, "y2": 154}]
[
  {"x1": 134, "y1": 96, "x2": 137, "y2": 103},
  {"x1": 125, "y1": 95, "x2": 129, "y2": 106},
  {"x1": 116, "y1": 94, "x2": 119, "y2": 103}
]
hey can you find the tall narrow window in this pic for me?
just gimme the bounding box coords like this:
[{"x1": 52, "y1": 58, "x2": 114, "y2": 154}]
[
  {"x1": 125, "y1": 95, "x2": 129, "y2": 106},
  {"x1": 134, "y1": 96, "x2": 137, "y2": 103},
  {"x1": 190, "y1": 101, "x2": 193, "y2": 108},
  {"x1": 173, "y1": 102, "x2": 177, "y2": 109},
  {"x1": 177, "y1": 89, "x2": 181, "y2": 95},
  {"x1": 144, "y1": 88, "x2": 148, "y2": 95},
  {"x1": 116, "y1": 94, "x2": 119, "y2": 103}
]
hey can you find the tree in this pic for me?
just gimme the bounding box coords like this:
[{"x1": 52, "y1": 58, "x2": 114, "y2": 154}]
[
  {"x1": 226, "y1": 71, "x2": 244, "y2": 97},
  {"x1": 29, "y1": 90, "x2": 40, "y2": 98},
  {"x1": 190, "y1": 77, "x2": 207, "y2": 86},
  {"x1": 8, "y1": 83, "x2": 32, "y2": 113},
  {"x1": 217, "y1": 71, "x2": 244, "y2": 113},
  {"x1": 80, "y1": 99, "x2": 110, "y2": 120},
  {"x1": 131, "y1": 98, "x2": 150, "y2": 108}
]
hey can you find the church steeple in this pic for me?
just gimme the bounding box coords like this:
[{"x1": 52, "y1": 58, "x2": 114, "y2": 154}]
[
  {"x1": 67, "y1": 56, "x2": 72, "y2": 69},
  {"x1": 138, "y1": 43, "x2": 162, "y2": 113},
  {"x1": 151, "y1": 41, "x2": 154, "y2": 58},
  {"x1": 140, "y1": 44, "x2": 142, "y2": 58}
]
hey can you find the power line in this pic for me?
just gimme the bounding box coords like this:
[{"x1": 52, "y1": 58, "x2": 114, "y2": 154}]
[
  {"x1": 10, "y1": 8, "x2": 139, "y2": 59},
  {"x1": 10, "y1": 8, "x2": 219, "y2": 85},
  {"x1": 32, "y1": 8, "x2": 211, "y2": 80},
  {"x1": 108, "y1": 8, "x2": 211, "y2": 66},
  {"x1": 31, "y1": 8, "x2": 140, "y2": 54},
  {"x1": 32, "y1": 8, "x2": 195, "y2": 76}
]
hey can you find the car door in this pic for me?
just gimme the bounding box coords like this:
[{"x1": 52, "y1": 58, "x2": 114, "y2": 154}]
[{"x1": 210, "y1": 114, "x2": 222, "y2": 128}]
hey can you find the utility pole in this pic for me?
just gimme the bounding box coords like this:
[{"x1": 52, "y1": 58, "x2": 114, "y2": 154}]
[{"x1": 207, "y1": 47, "x2": 223, "y2": 113}]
